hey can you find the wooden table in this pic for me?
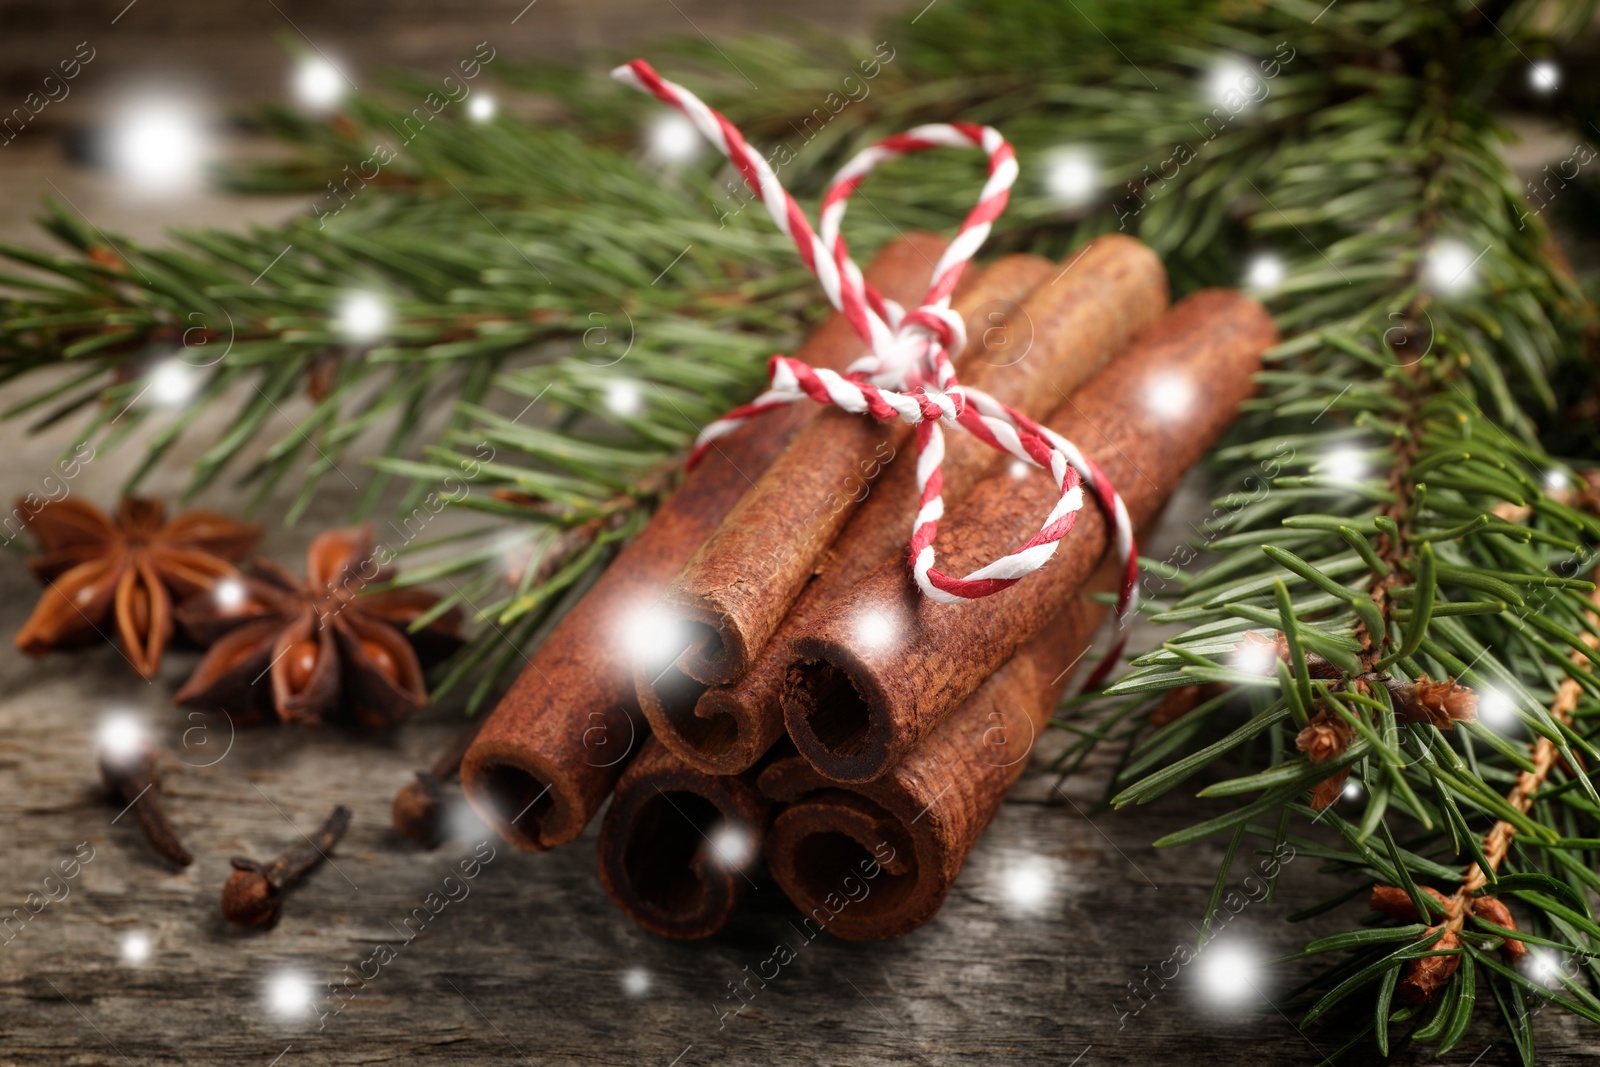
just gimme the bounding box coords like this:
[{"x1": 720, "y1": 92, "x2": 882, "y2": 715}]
[{"x1": 0, "y1": 469, "x2": 1589, "y2": 1066}]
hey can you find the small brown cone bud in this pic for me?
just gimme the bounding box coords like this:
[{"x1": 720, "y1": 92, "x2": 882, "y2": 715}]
[
  {"x1": 1152, "y1": 685, "x2": 1203, "y2": 728},
  {"x1": 1369, "y1": 884, "x2": 1451, "y2": 923},
  {"x1": 1392, "y1": 676, "x2": 1477, "y2": 729},
  {"x1": 1151, "y1": 683, "x2": 1229, "y2": 728},
  {"x1": 1296, "y1": 712, "x2": 1354, "y2": 764},
  {"x1": 1575, "y1": 468, "x2": 1600, "y2": 513},
  {"x1": 87, "y1": 245, "x2": 125, "y2": 272},
  {"x1": 1242, "y1": 629, "x2": 1290, "y2": 663},
  {"x1": 1309, "y1": 769, "x2": 1350, "y2": 810},
  {"x1": 1492, "y1": 501, "x2": 1532, "y2": 523},
  {"x1": 1398, "y1": 928, "x2": 1461, "y2": 1004},
  {"x1": 1471, "y1": 896, "x2": 1528, "y2": 961},
  {"x1": 1234, "y1": 630, "x2": 1342, "y2": 681}
]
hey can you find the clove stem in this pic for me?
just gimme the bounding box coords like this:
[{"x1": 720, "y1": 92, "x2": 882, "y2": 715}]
[
  {"x1": 267, "y1": 804, "x2": 352, "y2": 885},
  {"x1": 223, "y1": 804, "x2": 351, "y2": 928},
  {"x1": 99, "y1": 745, "x2": 193, "y2": 867}
]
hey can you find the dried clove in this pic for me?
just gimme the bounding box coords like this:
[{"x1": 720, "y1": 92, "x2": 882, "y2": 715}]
[
  {"x1": 223, "y1": 804, "x2": 351, "y2": 928},
  {"x1": 392, "y1": 722, "x2": 481, "y2": 849},
  {"x1": 99, "y1": 739, "x2": 193, "y2": 867},
  {"x1": 392, "y1": 772, "x2": 448, "y2": 849}
]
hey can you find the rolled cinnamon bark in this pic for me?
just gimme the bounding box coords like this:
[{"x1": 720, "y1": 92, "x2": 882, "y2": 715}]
[
  {"x1": 638, "y1": 236, "x2": 1166, "y2": 774},
  {"x1": 781, "y1": 289, "x2": 1276, "y2": 782},
  {"x1": 761, "y1": 588, "x2": 1110, "y2": 940},
  {"x1": 459, "y1": 236, "x2": 946, "y2": 850},
  {"x1": 596, "y1": 737, "x2": 771, "y2": 939},
  {"x1": 652, "y1": 255, "x2": 1058, "y2": 688},
  {"x1": 459, "y1": 236, "x2": 995, "y2": 850}
]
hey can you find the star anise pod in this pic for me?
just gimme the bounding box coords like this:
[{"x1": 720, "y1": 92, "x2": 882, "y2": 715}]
[
  {"x1": 13, "y1": 497, "x2": 260, "y2": 677},
  {"x1": 173, "y1": 525, "x2": 461, "y2": 728}
]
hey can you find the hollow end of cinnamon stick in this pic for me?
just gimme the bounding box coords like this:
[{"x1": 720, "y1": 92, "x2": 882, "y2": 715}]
[
  {"x1": 766, "y1": 584, "x2": 1113, "y2": 940},
  {"x1": 597, "y1": 740, "x2": 770, "y2": 940},
  {"x1": 635, "y1": 653, "x2": 779, "y2": 775},
  {"x1": 459, "y1": 742, "x2": 573, "y2": 852},
  {"x1": 654, "y1": 594, "x2": 749, "y2": 686},
  {"x1": 781, "y1": 650, "x2": 898, "y2": 784},
  {"x1": 760, "y1": 768, "x2": 922, "y2": 941}
]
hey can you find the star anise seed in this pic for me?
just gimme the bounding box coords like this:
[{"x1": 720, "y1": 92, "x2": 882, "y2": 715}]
[
  {"x1": 174, "y1": 525, "x2": 461, "y2": 728},
  {"x1": 14, "y1": 497, "x2": 259, "y2": 677}
]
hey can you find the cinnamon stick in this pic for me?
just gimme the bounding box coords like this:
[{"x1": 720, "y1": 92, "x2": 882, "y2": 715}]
[
  {"x1": 638, "y1": 235, "x2": 1167, "y2": 774},
  {"x1": 458, "y1": 235, "x2": 948, "y2": 851},
  {"x1": 781, "y1": 290, "x2": 1276, "y2": 782},
  {"x1": 761, "y1": 586, "x2": 1111, "y2": 940},
  {"x1": 650, "y1": 256, "x2": 1057, "y2": 688},
  {"x1": 596, "y1": 737, "x2": 771, "y2": 939}
]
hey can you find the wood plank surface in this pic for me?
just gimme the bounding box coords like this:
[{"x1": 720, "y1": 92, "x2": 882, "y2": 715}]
[{"x1": 0, "y1": 473, "x2": 1588, "y2": 1066}]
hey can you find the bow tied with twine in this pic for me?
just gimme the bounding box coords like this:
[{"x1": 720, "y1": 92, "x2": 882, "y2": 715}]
[{"x1": 614, "y1": 60, "x2": 1137, "y2": 680}]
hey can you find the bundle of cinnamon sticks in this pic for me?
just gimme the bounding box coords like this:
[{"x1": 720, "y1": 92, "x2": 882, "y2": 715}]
[{"x1": 445, "y1": 233, "x2": 1276, "y2": 941}]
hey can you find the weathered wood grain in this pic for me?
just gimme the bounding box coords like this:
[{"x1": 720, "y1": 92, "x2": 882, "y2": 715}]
[{"x1": 0, "y1": 474, "x2": 1590, "y2": 1067}]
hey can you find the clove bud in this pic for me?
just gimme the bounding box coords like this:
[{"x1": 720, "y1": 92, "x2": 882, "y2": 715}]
[
  {"x1": 392, "y1": 772, "x2": 448, "y2": 848},
  {"x1": 99, "y1": 739, "x2": 193, "y2": 867},
  {"x1": 392, "y1": 722, "x2": 481, "y2": 849},
  {"x1": 223, "y1": 804, "x2": 351, "y2": 928}
]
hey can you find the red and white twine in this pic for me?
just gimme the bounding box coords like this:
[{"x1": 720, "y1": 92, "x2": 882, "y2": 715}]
[{"x1": 614, "y1": 59, "x2": 1137, "y2": 673}]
